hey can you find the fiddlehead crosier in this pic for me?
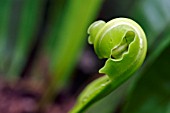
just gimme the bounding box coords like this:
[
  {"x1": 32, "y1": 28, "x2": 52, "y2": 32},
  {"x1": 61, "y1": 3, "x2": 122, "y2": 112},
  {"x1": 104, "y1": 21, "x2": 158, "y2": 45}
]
[{"x1": 69, "y1": 18, "x2": 147, "y2": 113}]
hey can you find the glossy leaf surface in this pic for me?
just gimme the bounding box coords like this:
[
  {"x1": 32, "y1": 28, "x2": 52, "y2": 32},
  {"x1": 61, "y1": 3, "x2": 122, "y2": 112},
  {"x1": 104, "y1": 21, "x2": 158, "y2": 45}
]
[{"x1": 70, "y1": 18, "x2": 147, "y2": 113}]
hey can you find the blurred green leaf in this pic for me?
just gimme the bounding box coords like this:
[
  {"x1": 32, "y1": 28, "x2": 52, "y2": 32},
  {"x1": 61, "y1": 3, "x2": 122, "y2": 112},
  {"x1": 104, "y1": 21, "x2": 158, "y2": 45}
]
[
  {"x1": 49, "y1": 0, "x2": 103, "y2": 88},
  {"x1": 129, "y1": 0, "x2": 170, "y2": 49},
  {"x1": 47, "y1": 0, "x2": 102, "y2": 91},
  {"x1": 40, "y1": 0, "x2": 67, "y2": 54},
  {"x1": 123, "y1": 42, "x2": 170, "y2": 113},
  {"x1": 0, "y1": 0, "x2": 12, "y2": 74},
  {"x1": 39, "y1": 0, "x2": 103, "y2": 110},
  {"x1": 8, "y1": 0, "x2": 45, "y2": 78}
]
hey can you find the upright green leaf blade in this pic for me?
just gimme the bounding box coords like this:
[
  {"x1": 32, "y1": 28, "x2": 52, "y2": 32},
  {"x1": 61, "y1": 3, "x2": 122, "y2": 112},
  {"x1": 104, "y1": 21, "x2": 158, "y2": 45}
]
[
  {"x1": 8, "y1": 0, "x2": 45, "y2": 78},
  {"x1": 49, "y1": 0, "x2": 103, "y2": 89},
  {"x1": 0, "y1": 0, "x2": 12, "y2": 73},
  {"x1": 39, "y1": 0, "x2": 103, "y2": 110}
]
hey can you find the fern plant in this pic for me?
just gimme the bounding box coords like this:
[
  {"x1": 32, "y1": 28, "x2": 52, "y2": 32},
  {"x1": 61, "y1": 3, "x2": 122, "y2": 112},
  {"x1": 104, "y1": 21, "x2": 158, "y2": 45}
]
[{"x1": 70, "y1": 18, "x2": 147, "y2": 113}]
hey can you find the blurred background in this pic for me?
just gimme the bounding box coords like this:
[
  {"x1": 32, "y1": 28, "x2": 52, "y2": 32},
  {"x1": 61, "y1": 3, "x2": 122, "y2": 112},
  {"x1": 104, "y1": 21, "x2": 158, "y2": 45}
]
[{"x1": 0, "y1": 0, "x2": 169, "y2": 113}]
